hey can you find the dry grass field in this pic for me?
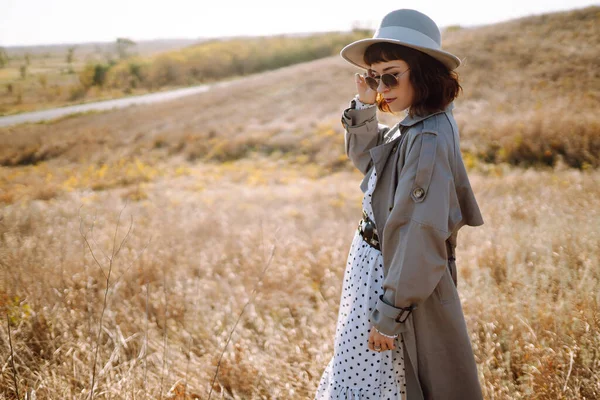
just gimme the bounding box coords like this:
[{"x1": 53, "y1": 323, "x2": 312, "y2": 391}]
[
  {"x1": 0, "y1": 39, "x2": 199, "y2": 116},
  {"x1": 1, "y1": 6, "x2": 599, "y2": 400},
  {"x1": 0, "y1": 32, "x2": 369, "y2": 117},
  {"x1": 1, "y1": 164, "x2": 599, "y2": 399}
]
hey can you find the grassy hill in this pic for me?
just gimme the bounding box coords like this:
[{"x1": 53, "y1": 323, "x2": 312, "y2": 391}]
[
  {"x1": 1, "y1": 6, "x2": 598, "y2": 171},
  {"x1": 445, "y1": 6, "x2": 599, "y2": 168},
  {"x1": 0, "y1": 32, "x2": 371, "y2": 115}
]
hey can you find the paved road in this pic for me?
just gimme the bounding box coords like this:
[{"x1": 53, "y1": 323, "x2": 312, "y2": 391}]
[{"x1": 0, "y1": 84, "x2": 213, "y2": 128}]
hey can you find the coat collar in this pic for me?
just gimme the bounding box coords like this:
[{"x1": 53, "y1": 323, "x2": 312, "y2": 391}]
[{"x1": 399, "y1": 102, "x2": 455, "y2": 127}]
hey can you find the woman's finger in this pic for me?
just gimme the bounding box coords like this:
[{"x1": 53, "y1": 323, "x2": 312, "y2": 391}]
[
  {"x1": 371, "y1": 327, "x2": 397, "y2": 351},
  {"x1": 369, "y1": 340, "x2": 381, "y2": 351},
  {"x1": 369, "y1": 326, "x2": 398, "y2": 352},
  {"x1": 367, "y1": 328, "x2": 374, "y2": 351},
  {"x1": 369, "y1": 327, "x2": 382, "y2": 351},
  {"x1": 373, "y1": 341, "x2": 383, "y2": 351},
  {"x1": 383, "y1": 337, "x2": 395, "y2": 351},
  {"x1": 386, "y1": 337, "x2": 396, "y2": 350},
  {"x1": 379, "y1": 339, "x2": 389, "y2": 351},
  {"x1": 355, "y1": 73, "x2": 366, "y2": 87}
]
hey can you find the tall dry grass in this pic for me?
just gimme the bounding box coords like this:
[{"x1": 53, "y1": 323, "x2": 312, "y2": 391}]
[
  {"x1": 1, "y1": 6, "x2": 599, "y2": 399},
  {"x1": 445, "y1": 6, "x2": 600, "y2": 168},
  {"x1": 0, "y1": 162, "x2": 599, "y2": 399}
]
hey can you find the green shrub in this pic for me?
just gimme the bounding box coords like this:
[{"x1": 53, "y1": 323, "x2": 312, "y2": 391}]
[
  {"x1": 79, "y1": 63, "x2": 111, "y2": 88},
  {"x1": 106, "y1": 31, "x2": 372, "y2": 90},
  {"x1": 147, "y1": 54, "x2": 188, "y2": 88},
  {"x1": 105, "y1": 58, "x2": 149, "y2": 89}
]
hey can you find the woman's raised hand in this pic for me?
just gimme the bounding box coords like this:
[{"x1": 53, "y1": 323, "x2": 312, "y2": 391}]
[{"x1": 355, "y1": 73, "x2": 377, "y2": 105}]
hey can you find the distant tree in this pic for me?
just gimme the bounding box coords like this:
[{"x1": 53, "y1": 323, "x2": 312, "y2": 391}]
[
  {"x1": 66, "y1": 46, "x2": 76, "y2": 64},
  {"x1": 116, "y1": 38, "x2": 136, "y2": 60},
  {"x1": 24, "y1": 52, "x2": 31, "y2": 66},
  {"x1": 0, "y1": 47, "x2": 8, "y2": 68},
  {"x1": 66, "y1": 46, "x2": 76, "y2": 73},
  {"x1": 79, "y1": 63, "x2": 110, "y2": 88},
  {"x1": 19, "y1": 65, "x2": 27, "y2": 79}
]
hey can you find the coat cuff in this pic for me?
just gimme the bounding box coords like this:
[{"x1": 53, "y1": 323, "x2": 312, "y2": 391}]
[
  {"x1": 370, "y1": 295, "x2": 412, "y2": 336},
  {"x1": 341, "y1": 105, "x2": 378, "y2": 130},
  {"x1": 353, "y1": 95, "x2": 377, "y2": 110}
]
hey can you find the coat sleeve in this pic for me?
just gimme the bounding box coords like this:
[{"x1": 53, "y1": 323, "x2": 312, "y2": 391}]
[
  {"x1": 341, "y1": 103, "x2": 390, "y2": 175},
  {"x1": 370, "y1": 130, "x2": 456, "y2": 336}
]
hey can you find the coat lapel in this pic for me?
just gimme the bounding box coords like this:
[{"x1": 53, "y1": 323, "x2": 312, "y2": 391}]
[
  {"x1": 370, "y1": 138, "x2": 400, "y2": 180},
  {"x1": 369, "y1": 123, "x2": 405, "y2": 181},
  {"x1": 359, "y1": 124, "x2": 403, "y2": 193},
  {"x1": 369, "y1": 125, "x2": 409, "y2": 232}
]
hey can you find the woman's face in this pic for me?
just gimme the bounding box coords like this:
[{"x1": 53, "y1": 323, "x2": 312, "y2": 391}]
[{"x1": 368, "y1": 59, "x2": 414, "y2": 113}]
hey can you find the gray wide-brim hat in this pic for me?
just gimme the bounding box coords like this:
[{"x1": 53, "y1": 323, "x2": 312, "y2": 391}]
[{"x1": 341, "y1": 9, "x2": 461, "y2": 71}]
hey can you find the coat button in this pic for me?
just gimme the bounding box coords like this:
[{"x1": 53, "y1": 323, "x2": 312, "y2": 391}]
[{"x1": 413, "y1": 187, "x2": 425, "y2": 199}]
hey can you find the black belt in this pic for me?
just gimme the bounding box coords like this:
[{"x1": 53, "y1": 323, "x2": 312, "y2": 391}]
[
  {"x1": 358, "y1": 211, "x2": 458, "y2": 264},
  {"x1": 357, "y1": 210, "x2": 380, "y2": 251}
]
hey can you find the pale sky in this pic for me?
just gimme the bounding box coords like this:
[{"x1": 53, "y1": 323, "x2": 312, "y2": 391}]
[{"x1": 1, "y1": 0, "x2": 598, "y2": 46}]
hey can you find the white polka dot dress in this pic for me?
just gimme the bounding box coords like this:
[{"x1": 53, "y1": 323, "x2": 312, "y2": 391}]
[{"x1": 315, "y1": 169, "x2": 407, "y2": 399}]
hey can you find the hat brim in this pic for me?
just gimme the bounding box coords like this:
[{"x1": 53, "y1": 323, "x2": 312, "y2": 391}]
[{"x1": 340, "y1": 38, "x2": 461, "y2": 71}]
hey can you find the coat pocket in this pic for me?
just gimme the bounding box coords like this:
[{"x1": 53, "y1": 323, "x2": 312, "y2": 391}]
[{"x1": 434, "y1": 263, "x2": 459, "y2": 305}]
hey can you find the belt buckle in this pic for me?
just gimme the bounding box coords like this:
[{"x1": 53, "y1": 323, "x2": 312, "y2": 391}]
[{"x1": 358, "y1": 211, "x2": 381, "y2": 250}]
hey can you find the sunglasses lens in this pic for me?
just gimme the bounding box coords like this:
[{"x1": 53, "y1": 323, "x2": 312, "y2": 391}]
[
  {"x1": 365, "y1": 76, "x2": 378, "y2": 91},
  {"x1": 381, "y1": 74, "x2": 399, "y2": 88},
  {"x1": 364, "y1": 73, "x2": 400, "y2": 91}
]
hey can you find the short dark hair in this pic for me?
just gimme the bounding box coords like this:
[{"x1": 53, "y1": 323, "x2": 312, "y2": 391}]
[{"x1": 363, "y1": 43, "x2": 461, "y2": 117}]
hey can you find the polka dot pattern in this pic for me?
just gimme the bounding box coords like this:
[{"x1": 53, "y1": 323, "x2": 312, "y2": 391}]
[{"x1": 315, "y1": 170, "x2": 407, "y2": 399}]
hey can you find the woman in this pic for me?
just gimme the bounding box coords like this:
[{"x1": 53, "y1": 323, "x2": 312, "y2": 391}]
[{"x1": 315, "y1": 9, "x2": 484, "y2": 400}]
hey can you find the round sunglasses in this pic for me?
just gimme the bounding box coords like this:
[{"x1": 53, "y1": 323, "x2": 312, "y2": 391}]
[{"x1": 364, "y1": 68, "x2": 410, "y2": 91}]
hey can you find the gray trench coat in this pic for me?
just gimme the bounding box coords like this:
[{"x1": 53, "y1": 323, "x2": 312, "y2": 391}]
[{"x1": 341, "y1": 100, "x2": 484, "y2": 400}]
